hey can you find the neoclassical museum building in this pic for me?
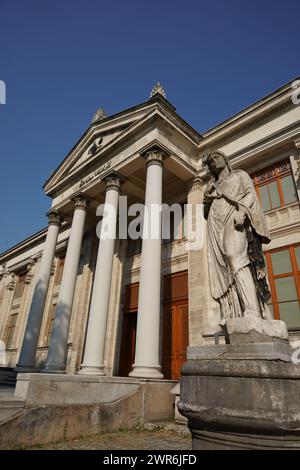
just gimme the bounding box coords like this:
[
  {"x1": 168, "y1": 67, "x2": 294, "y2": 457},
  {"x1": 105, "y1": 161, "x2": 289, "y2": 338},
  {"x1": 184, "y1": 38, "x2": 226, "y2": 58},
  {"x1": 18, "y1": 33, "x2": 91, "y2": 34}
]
[{"x1": 0, "y1": 79, "x2": 300, "y2": 383}]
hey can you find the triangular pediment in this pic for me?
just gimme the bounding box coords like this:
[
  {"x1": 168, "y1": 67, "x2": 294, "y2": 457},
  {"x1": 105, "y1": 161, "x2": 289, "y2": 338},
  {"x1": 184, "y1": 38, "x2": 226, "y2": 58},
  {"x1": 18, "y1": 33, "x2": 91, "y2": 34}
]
[{"x1": 44, "y1": 95, "x2": 202, "y2": 197}]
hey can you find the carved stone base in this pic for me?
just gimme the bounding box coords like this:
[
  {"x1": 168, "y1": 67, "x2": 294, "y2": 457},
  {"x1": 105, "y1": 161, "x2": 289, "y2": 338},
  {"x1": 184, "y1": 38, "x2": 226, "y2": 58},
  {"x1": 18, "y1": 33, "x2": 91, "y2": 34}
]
[
  {"x1": 178, "y1": 344, "x2": 300, "y2": 450},
  {"x1": 226, "y1": 317, "x2": 289, "y2": 344}
]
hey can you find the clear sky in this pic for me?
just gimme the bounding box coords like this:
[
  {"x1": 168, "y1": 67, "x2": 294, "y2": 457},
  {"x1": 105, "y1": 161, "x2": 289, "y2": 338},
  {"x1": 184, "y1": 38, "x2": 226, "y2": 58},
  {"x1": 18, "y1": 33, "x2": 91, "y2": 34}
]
[{"x1": 0, "y1": 0, "x2": 299, "y2": 253}]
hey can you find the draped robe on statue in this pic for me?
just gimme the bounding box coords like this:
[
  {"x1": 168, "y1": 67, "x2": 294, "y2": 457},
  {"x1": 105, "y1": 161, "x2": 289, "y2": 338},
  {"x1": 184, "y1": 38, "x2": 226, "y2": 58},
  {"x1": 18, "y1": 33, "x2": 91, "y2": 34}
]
[{"x1": 203, "y1": 169, "x2": 272, "y2": 326}]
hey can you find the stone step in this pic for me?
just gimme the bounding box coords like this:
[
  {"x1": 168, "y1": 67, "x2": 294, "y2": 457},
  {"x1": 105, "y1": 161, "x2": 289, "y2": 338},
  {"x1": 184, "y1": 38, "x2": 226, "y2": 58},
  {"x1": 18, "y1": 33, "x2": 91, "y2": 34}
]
[
  {"x1": 0, "y1": 398, "x2": 24, "y2": 423},
  {"x1": 0, "y1": 368, "x2": 17, "y2": 387}
]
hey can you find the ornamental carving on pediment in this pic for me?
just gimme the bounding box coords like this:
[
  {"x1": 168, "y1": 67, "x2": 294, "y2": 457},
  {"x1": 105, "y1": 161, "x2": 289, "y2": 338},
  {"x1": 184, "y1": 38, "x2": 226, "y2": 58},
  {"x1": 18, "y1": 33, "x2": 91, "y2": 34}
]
[
  {"x1": 91, "y1": 108, "x2": 107, "y2": 124},
  {"x1": 88, "y1": 137, "x2": 103, "y2": 156}
]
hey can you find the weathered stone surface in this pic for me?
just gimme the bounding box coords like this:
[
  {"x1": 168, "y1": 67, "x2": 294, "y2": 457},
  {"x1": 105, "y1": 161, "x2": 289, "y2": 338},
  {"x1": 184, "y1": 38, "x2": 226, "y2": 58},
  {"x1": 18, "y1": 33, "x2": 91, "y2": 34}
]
[
  {"x1": 171, "y1": 383, "x2": 187, "y2": 425},
  {"x1": 226, "y1": 317, "x2": 289, "y2": 344},
  {"x1": 178, "y1": 353, "x2": 300, "y2": 449},
  {"x1": 188, "y1": 342, "x2": 292, "y2": 362},
  {"x1": 0, "y1": 375, "x2": 176, "y2": 448}
]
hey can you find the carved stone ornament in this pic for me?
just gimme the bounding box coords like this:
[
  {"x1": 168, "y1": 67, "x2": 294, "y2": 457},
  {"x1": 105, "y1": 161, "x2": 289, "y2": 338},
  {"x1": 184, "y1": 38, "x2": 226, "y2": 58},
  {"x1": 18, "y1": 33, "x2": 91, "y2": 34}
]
[
  {"x1": 91, "y1": 108, "x2": 107, "y2": 124},
  {"x1": 7, "y1": 273, "x2": 16, "y2": 291},
  {"x1": 47, "y1": 210, "x2": 63, "y2": 227},
  {"x1": 88, "y1": 137, "x2": 103, "y2": 156},
  {"x1": 73, "y1": 194, "x2": 89, "y2": 210},
  {"x1": 294, "y1": 140, "x2": 300, "y2": 153},
  {"x1": 144, "y1": 148, "x2": 166, "y2": 168},
  {"x1": 149, "y1": 82, "x2": 166, "y2": 99},
  {"x1": 24, "y1": 258, "x2": 36, "y2": 284},
  {"x1": 190, "y1": 175, "x2": 204, "y2": 192},
  {"x1": 104, "y1": 174, "x2": 121, "y2": 193}
]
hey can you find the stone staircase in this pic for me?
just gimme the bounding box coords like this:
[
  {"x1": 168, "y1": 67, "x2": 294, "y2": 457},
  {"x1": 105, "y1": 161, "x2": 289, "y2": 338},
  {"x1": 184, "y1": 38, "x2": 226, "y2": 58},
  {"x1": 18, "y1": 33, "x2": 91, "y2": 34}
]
[
  {"x1": 0, "y1": 385, "x2": 24, "y2": 424},
  {"x1": 0, "y1": 368, "x2": 17, "y2": 387}
]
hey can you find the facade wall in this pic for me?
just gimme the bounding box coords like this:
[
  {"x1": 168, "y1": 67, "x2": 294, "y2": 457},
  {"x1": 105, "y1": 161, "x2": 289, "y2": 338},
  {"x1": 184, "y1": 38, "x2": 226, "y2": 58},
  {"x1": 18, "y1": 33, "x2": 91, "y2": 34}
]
[{"x1": 0, "y1": 84, "x2": 300, "y2": 375}]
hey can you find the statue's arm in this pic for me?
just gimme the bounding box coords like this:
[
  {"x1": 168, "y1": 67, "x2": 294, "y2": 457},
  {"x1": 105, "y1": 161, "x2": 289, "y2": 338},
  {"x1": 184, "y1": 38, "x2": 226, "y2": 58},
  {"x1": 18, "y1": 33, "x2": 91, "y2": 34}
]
[{"x1": 203, "y1": 179, "x2": 215, "y2": 220}]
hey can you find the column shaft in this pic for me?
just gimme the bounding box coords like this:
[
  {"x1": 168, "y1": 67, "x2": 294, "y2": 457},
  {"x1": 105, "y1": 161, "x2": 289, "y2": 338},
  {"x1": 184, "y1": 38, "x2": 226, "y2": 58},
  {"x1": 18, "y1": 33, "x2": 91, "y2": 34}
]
[
  {"x1": 15, "y1": 211, "x2": 61, "y2": 372},
  {"x1": 43, "y1": 196, "x2": 88, "y2": 373},
  {"x1": 79, "y1": 176, "x2": 120, "y2": 375},
  {"x1": 130, "y1": 150, "x2": 164, "y2": 379}
]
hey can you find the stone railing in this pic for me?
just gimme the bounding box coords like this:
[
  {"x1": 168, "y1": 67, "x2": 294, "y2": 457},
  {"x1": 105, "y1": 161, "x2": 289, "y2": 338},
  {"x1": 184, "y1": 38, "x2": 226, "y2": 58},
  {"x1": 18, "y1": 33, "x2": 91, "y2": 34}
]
[{"x1": 266, "y1": 201, "x2": 300, "y2": 233}]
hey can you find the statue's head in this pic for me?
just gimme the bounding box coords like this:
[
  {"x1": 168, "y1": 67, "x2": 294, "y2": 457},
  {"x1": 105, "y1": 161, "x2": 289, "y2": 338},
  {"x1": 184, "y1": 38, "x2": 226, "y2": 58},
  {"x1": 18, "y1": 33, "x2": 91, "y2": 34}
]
[{"x1": 206, "y1": 151, "x2": 231, "y2": 177}]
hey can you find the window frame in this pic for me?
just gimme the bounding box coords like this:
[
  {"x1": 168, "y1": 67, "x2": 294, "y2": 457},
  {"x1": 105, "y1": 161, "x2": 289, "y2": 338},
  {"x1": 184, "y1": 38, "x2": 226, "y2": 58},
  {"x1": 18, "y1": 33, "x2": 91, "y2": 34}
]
[
  {"x1": 252, "y1": 159, "x2": 297, "y2": 212},
  {"x1": 12, "y1": 273, "x2": 26, "y2": 300},
  {"x1": 54, "y1": 256, "x2": 65, "y2": 286},
  {"x1": 265, "y1": 243, "x2": 300, "y2": 325},
  {"x1": 4, "y1": 312, "x2": 18, "y2": 349},
  {"x1": 44, "y1": 302, "x2": 57, "y2": 346}
]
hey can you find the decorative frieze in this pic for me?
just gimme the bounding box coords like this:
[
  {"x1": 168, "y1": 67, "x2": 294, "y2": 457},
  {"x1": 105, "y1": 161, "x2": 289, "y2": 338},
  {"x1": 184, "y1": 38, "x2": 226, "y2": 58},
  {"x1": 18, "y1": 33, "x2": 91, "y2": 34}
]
[
  {"x1": 252, "y1": 160, "x2": 292, "y2": 185},
  {"x1": 79, "y1": 160, "x2": 111, "y2": 189}
]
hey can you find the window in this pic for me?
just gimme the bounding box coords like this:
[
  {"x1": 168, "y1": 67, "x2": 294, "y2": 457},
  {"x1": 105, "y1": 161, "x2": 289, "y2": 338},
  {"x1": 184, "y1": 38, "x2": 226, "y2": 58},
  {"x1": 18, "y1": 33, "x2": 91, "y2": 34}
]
[
  {"x1": 12, "y1": 274, "x2": 26, "y2": 300},
  {"x1": 45, "y1": 303, "x2": 56, "y2": 346},
  {"x1": 4, "y1": 313, "x2": 18, "y2": 348},
  {"x1": 265, "y1": 245, "x2": 300, "y2": 328},
  {"x1": 54, "y1": 256, "x2": 65, "y2": 285},
  {"x1": 252, "y1": 160, "x2": 298, "y2": 212}
]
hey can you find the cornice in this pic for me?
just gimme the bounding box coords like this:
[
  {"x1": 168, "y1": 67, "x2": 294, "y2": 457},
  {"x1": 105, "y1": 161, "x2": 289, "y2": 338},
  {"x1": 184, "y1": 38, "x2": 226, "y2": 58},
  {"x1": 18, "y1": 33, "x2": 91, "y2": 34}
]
[
  {"x1": 220, "y1": 100, "x2": 294, "y2": 147},
  {"x1": 227, "y1": 122, "x2": 300, "y2": 167},
  {"x1": 202, "y1": 77, "x2": 299, "y2": 140}
]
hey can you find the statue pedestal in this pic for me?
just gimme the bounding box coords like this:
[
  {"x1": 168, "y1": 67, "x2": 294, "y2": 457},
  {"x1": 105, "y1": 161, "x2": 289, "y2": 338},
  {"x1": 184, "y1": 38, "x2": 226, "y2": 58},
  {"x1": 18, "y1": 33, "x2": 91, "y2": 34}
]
[
  {"x1": 178, "y1": 328, "x2": 300, "y2": 449},
  {"x1": 226, "y1": 317, "x2": 289, "y2": 344}
]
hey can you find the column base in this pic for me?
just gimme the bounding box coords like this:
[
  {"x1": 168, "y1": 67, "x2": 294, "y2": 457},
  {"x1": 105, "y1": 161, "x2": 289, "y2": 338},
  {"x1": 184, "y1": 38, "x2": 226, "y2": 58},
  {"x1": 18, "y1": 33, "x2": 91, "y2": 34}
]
[
  {"x1": 42, "y1": 366, "x2": 66, "y2": 374},
  {"x1": 78, "y1": 365, "x2": 106, "y2": 376},
  {"x1": 129, "y1": 364, "x2": 163, "y2": 379}
]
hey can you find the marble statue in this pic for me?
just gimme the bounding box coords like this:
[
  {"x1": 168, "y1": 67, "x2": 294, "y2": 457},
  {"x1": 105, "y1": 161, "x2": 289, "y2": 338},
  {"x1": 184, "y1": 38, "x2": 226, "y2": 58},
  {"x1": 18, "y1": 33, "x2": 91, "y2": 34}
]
[{"x1": 203, "y1": 150, "x2": 273, "y2": 327}]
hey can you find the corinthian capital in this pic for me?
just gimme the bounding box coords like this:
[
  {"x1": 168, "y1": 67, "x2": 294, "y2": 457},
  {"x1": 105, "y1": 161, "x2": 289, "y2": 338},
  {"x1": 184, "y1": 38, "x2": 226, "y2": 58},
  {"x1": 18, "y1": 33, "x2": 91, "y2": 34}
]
[
  {"x1": 47, "y1": 210, "x2": 63, "y2": 227},
  {"x1": 72, "y1": 193, "x2": 89, "y2": 210},
  {"x1": 143, "y1": 147, "x2": 167, "y2": 168},
  {"x1": 103, "y1": 172, "x2": 122, "y2": 193}
]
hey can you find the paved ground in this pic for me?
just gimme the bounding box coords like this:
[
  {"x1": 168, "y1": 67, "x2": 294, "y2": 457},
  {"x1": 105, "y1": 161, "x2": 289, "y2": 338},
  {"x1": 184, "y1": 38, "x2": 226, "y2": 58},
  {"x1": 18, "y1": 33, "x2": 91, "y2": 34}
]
[{"x1": 30, "y1": 424, "x2": 192, "y2": 450}]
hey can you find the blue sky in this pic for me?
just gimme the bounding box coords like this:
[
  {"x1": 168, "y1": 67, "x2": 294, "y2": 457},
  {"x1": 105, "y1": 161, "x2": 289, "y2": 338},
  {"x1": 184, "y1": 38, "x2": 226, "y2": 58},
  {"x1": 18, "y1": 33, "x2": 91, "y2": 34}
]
[{"x1": 0, "y1": 0, "x2": 299, "y2": 253}]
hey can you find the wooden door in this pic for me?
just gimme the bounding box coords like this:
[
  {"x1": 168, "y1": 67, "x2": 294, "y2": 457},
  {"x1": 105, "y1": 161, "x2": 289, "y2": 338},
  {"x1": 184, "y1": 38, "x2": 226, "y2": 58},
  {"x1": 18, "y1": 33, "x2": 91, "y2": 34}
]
[
  {"x1": 162, "y1": 271, "x2": 189, "y2": 379},
  {"x1": 118, "y1": 283, "x2": 139, "y2": 377},
  {"x1": 118, "y1": 312, "x2": 137, "y2": 377}
]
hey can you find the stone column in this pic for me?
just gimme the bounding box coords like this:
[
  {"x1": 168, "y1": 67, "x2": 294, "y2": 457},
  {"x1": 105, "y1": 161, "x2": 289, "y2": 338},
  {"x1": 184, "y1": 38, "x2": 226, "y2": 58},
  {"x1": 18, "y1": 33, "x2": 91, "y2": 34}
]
[
  {"x1": 15, "y1": 211, "x2": 62, "y2": 372},
  {"x1": 129, "y1": 149, "x2": 165, "y2": 379},
  {"x1": 79, "y1": 174, "x2": 120, "y2": 375},
  {"x1": 43, "y1": 194, "x2": 88, "y2": 374}
]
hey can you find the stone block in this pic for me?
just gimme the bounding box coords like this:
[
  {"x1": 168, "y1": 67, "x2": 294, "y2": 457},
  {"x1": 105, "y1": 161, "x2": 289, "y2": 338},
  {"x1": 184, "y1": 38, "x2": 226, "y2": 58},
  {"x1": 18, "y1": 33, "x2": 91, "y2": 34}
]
[
  {"x1": 188, "y1": 342, "x2": 292, "y2": 362},
  {"x1": 179, "y1": 343, "x2": 300, "y2": 449},
  {"x1": 226, "y1": 317, "x2": 288, "y2": 344}
]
